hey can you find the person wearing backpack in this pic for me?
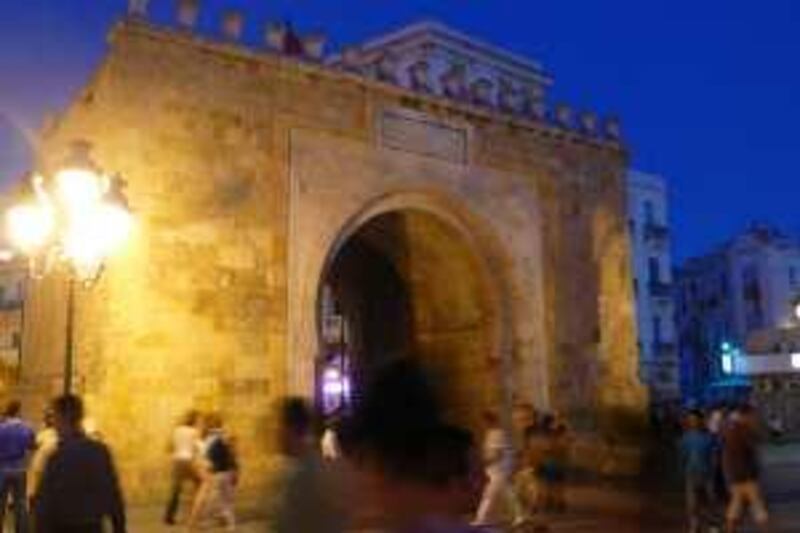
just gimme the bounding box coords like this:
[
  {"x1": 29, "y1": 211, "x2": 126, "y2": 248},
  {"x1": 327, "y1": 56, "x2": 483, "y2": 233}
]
[{"x1": 186, "y1": 413, "x2": 238, "y2": 531}]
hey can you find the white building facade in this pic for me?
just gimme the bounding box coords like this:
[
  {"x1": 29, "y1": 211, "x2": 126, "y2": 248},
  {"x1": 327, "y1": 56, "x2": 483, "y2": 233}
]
[
  {"x1": 627, "y1": 170, "x2": 680, "y2": 405},
  {"x1": 676, "y1": 224, "x2": 800, "y2": 402}
]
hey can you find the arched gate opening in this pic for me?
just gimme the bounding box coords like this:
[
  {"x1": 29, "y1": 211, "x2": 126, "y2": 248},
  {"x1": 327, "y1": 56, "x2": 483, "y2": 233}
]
[{"x1": 316, "y1": 209, "x2": 501, "y2": 431}]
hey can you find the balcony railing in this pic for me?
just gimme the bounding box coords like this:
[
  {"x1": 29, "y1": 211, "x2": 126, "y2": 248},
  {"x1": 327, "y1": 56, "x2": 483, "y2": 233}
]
[
  {"x1": 649, "y1": 280, "x2": 673, "y2": 299},
  {"x1": 652, "y1": 340, "x2": 677, "y2": 357},
  {"x1": 644, "y1": 222, "x2": 670, "y2": 244}
]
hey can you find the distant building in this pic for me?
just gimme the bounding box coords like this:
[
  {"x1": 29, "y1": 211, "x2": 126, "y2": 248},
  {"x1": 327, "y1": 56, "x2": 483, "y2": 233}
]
[
  {"x1": 627, "y1": 171, "x2": 680, "y2": 405},
  {"x1": 676, "y1": 224, "x2": 800, "y2": 402},
  {"x1": 0, "y1": 254, "x2": 25, "y2": 391}
]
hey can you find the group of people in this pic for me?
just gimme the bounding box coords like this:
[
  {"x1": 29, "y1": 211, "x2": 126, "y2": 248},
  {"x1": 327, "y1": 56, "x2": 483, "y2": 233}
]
[
  {"x1": 163, "y1": 410, "x2": 239, "y2": 531},
  {"x1": 470, "y1": 405, "x2": 570, "y2": 529},
  {"x1": 0, "y1": 360, "x2": 569, "y2": 533},
  {"x1": 8, "y1": 365, "x2": 778, "y2": 533},
  {"x1": 680, "y1": 404, "x2": 769, "y2": 533},
  {"x1": 0, "y1": 394, "x2": 124, "y2": 533}
]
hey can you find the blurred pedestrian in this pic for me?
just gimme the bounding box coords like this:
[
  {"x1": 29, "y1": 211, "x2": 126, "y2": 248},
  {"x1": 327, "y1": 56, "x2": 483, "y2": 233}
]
[
  {"x1": 163, "y1": 410, "x2": 201, "y2": 525},
  {"x1": 320, "y1": 416, "x2": 342, "y2": 461},
  {"x1": 27, "y1": 408, "x2": 58, "y2": 505},
  {"x1": 723, "y1": 405, "x2": 768, "y2": 533},
  {"x1": 269, "y1": 397, "x2": 348, "y2": 533},
  {"x1": 473, "y1": 410, "x2": 518, "y2": 527},
  {"x1": 347, "y1": 358, "x2": 484, "y2": 532},
  {"x1": 540, "y1": 417, "x2": 570, "y2": 514},
  {"x1": 33, "y1": 394, "x2": 126, "y2": 533},
  {"x1": 707, "y1": 405, "x2": 728, "y2": 503},
  {"x1": 680, "y1": 410, "x2": 716, "y2": 533},
  {"x1": 186, "y1": 413, "x2": 237, "y2": 531},
  {"x1": 0, "y1": 399, "x2": 35, "y2": 532}
]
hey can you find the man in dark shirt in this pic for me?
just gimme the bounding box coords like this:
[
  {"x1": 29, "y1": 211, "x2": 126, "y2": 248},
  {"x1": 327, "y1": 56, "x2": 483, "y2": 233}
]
[
  {"x1": 723, "y1": 405, "x2": 768, "y2": 532},
  {"x1": 32, "y1": 394, "x2": 126, "y2": 533},
  {"x1": 0, "y1": 399, "x2": 36, "y2": 532}
]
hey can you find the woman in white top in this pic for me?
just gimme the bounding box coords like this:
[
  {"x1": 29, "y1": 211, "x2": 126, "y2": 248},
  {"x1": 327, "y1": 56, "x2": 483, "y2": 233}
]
[{"x1": 163, "y1": 410, "x2": 201, "y2": 525}]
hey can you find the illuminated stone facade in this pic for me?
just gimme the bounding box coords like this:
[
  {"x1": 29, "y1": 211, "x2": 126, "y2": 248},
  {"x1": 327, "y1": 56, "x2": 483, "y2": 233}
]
[{"x1": 20, "y1": 9, "x2": 645, "y2": 501}]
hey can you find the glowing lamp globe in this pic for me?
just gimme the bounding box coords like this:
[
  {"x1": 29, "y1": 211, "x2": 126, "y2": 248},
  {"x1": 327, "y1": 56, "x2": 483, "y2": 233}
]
[{"x1": 6, "y1": 203, "x2": 55, "y2": 252}]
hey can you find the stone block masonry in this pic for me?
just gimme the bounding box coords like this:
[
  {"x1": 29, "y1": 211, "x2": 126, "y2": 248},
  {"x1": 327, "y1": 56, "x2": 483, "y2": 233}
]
[{"x1": 20, "y1": 12, "x2": 646, "y2": 502}]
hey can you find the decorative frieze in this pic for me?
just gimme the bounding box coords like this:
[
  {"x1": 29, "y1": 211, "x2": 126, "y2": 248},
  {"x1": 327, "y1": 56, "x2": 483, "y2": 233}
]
[
  {"x1": 604, "y1": 117, "x2": 622, "y2": 140},
  {"x1": 408, "y1": 60, "x2": 433, "y2": 94},
  {"x1": 579, "y1": 111, "x2": 598, "y2": 135},
  {"x1": 302, "y1": 32, "x2": 327, "y2": 61},
  {"x1": 128, "y1": 0, "x2": 150, "y2": 17},
  {"x1": 498, "y1": 79, "x2": 520, "y2": 113},
  {"x1": 555, "y1": 104, "x2": 574, "y2": 128},
  {"x1": 222, "y1": 10, "x2": 244, "y2": 41},
  {"x1": 470, "y1": 78, "x2": 494, "y2": 107},
  {"x1": 340, "y1": 46, "x2": 362, "y2": 72},
  {"x1": 376, "y1": 52, "x2": 399, "y2": 84},
  {"x1": 124, "y1": 3, "x2": 619, "y2": 143},
  {"x1": 176, "y1": 0, "x2": 200, "y2": 30},
  {"x1": 265, "y1": 21, "x2": 287, "y2": 51},
  {"x1": 440, "y1": 64, "x2": 468, "y2": 101}
]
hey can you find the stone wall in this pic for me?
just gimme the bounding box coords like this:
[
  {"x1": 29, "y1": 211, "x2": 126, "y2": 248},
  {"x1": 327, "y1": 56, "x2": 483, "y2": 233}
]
[{"x1": 21, "y1": 18, "x2": 645, "y2": 501}]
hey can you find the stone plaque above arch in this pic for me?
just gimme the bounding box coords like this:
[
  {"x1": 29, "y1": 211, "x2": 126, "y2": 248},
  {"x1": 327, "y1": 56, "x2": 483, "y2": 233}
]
[{"x1": 378, "y1": 107, "x2": 470, "y2": 165}]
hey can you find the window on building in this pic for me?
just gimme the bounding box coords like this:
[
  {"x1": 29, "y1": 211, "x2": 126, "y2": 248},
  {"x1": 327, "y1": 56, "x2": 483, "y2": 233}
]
[
  {"x1": 652, "y1": 316, "x2": 662, "y2": 343},
  {"x1": 648, "y1": 257, "x2": 661, "y2": 284},
  {"x1": 643, "y1": 200, "x2": 656, "y2": 225}
]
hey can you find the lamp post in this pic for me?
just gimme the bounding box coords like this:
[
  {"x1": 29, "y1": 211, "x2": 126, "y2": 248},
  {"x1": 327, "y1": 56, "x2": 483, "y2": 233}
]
[{"x1": 5, "y1": 141, "x2": 133, "y2": 394}]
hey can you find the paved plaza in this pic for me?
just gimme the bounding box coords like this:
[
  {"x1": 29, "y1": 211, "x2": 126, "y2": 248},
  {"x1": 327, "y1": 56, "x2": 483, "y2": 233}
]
[{"x1": 126, "y1": 444, "x2": 800, "y2": 532}]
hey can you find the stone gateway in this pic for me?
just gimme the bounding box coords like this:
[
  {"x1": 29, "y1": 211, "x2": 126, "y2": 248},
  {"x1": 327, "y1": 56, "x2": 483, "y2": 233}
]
[{"x1": 18, "y1": 8, "x2": 645, "y2": 501}]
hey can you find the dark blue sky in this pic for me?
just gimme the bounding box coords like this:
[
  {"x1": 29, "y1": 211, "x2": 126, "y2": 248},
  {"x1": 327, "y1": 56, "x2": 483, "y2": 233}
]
[{"x1": 2, "y1": 0, "x2": 799, "y2": 260}]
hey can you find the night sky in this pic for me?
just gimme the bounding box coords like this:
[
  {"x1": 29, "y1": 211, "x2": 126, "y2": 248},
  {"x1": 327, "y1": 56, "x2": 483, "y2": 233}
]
[{"x1": 2, "y1": 0, "x2": 799, "y2": 261}]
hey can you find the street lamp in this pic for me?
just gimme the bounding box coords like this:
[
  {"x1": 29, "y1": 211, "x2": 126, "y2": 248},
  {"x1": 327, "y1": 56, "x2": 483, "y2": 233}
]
[{"x1": 5, "y1": 141, "x2": 133, "y2": 394}]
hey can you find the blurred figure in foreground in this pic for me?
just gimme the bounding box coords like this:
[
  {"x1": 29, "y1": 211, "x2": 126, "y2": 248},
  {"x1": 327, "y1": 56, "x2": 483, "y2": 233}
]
[
  {"x1": 723, "y1": 405, "x2": 768, "y2": 533},
  {"x1": 268, "y1": 397, "x2": 348, "y2": 533},
  {"x1": 348, "y1": 358, "x2": 484, "y2": 532},
  {"x1": 0, "y1": 399, "x2": 36, "y2": 532},
  {"x1": 33, "y1": 394, "x2": 125, "y2": 533}
]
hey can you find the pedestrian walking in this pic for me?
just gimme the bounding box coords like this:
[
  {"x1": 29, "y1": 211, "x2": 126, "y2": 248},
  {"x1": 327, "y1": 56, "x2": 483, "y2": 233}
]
[
  {"x1": 163, "y1": 410, "x2": 201, "y2": 525},
  {"x1": 320, "y1": 416, "x2": 341, "y2": 461},
  {"x1": 540, "y1": 417, "x2": 569, "y2": 514},
  {"x1": 185, "y1": 413, "x2": 237, "y2": 531},
  {"x1": 514, "y1": 422, "x2": 546, "y2": 518},
  {"x1": 0, "y1": 399, "x2": 36, "y2": 533},
  {"x1": 269, "y1": 397, "x2": 348, "y2": 533},
  {"x1": 680, "y1": 410, "x2": 716, "y2": 533},
  {"x1": 723, "y1": 405, "x2": 768, "y2": 533},
  {"x1": 473, "y1": 410, "x2": 518, "y2": 527},
  {"x1": 27, "y1": 408, "x2": 58, "y2": 505},
  {"x1": 347, "y1": 359, "x2": 485, "y2": 533},
  {"x1": 707, "y1": 405, "x2": 728, "y2": 503},
  {"x1": 33, "y1": 394, "x2": 126, "y2": 533}
]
